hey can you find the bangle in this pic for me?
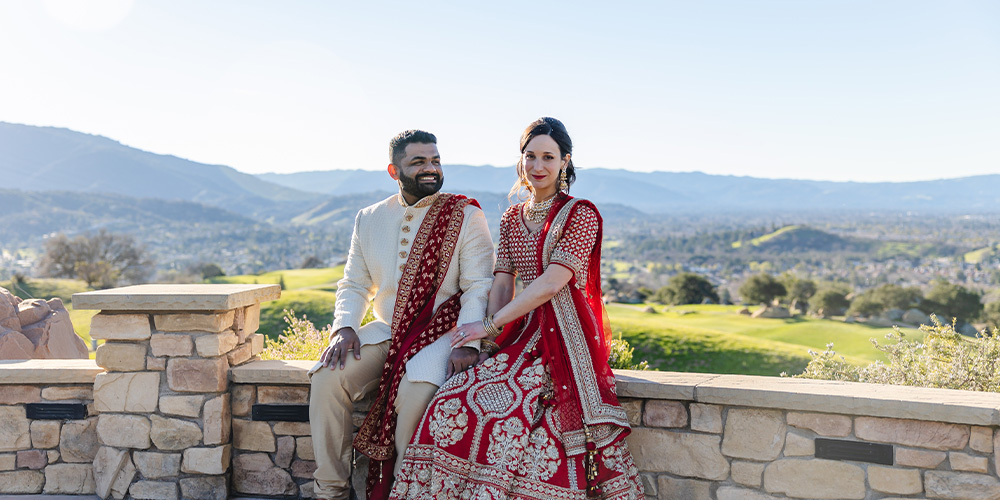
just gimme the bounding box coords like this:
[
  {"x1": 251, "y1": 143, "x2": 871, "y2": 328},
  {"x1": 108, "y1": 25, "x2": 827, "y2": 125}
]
[
  {"x1": 482, "y1": 314, "x2": 501, "y2": 338},
  {"x1": 481, "y1": 339, "x2": 500, "y2": 354}
]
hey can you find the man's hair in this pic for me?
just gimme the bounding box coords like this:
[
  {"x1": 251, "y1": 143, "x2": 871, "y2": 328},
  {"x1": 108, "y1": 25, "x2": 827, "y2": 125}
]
[{"x1": 390, "y1": 130, "x2": 437, "y2": 165}]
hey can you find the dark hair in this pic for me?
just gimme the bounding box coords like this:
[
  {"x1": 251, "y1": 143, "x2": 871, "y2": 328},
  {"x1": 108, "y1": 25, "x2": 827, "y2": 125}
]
[
  {"x1": 389, "y1": 130, "x2": 437, "y2": 165},
  {"x1": 511, "y1": 117, "x2": 576, "y2": 200}
]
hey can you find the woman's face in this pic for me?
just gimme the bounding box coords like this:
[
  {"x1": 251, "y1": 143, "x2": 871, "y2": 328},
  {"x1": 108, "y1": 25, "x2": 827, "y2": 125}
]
[{"x1": 522, "y1": 134, "x2": 567, "y2": 197}]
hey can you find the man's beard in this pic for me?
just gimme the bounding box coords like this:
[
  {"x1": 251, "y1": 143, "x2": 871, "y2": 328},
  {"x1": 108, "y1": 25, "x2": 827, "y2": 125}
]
[{"x1": 399, "y1": 171, "x2": 443, "y2": 200}]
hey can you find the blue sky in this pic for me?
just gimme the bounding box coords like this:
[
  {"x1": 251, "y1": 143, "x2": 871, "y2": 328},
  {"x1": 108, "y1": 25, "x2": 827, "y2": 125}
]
[{"x1": 0, "y1": 0, "x2": 997, "y2": 182}]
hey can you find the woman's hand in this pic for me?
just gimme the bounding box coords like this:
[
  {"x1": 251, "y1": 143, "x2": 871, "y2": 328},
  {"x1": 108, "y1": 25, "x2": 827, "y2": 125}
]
[{"x1": 449, "y1": 321, "x2": 487, "y2": 349}]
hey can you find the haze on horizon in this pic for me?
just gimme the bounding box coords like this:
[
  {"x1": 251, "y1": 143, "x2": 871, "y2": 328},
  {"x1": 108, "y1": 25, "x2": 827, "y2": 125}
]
[{"x1": 0, "y1": 0, "x2": 997, "y2": 183}]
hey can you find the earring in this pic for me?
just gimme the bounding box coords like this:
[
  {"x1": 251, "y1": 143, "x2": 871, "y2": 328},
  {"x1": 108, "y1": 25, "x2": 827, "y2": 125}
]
[{"x1": 559, "y1": 168, "x2": 568, "y2": 192}]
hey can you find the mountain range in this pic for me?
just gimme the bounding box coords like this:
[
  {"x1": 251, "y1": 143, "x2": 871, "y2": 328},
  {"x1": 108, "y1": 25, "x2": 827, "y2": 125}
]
[{"x1": 2, "y1": 121, "x2": 999, "y2": 223}]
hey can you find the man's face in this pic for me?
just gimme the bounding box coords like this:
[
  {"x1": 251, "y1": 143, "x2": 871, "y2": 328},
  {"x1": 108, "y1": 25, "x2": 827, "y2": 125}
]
[{"x1": 391, "y1": 142, "x2": 443, "y2": 203}]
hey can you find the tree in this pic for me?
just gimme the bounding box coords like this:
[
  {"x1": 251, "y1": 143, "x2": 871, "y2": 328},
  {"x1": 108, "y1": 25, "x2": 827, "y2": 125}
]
[
  {"x1": 982, "y1": 301, "x2": 1000, "y2": 331},
  {"x1": 847, "y1": 284, "x2": 923, "y2": 318},
  {"x1": 300, "y1": 255, "x2": 324, "y2": 269},
  {"x1": 39, "y1": 230, "x2": 154, "y2": 288},
  {"x1": 188, "y1": 262, "x2": 225, "y2": 280},
  {"x1": 924, "y1": 281, "x2": 983, "y2": 324},
  {"x1": 739, "y1": 273, "x2": 786, "y2": 305},
  {"x1": 810, "y1": 289, "x2": 851, "y2": 316},
  {"x1": 781, "y1": 274, "x2": 817, "y2": 312},
  {"x1": 655, "y1": 273, "x2": 719, "y2": 305}
]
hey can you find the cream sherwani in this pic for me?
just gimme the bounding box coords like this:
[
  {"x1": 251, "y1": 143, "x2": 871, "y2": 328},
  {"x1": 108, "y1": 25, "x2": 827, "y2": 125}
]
[{"x1": 310, "y1": 192, "x2": 494, "y2": 499}]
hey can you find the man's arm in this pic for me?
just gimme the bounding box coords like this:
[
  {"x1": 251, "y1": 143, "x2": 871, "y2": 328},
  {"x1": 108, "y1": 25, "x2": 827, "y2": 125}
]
[
  {"x1": 321, "y1": 211, "x2": 376, "y2": 369},
  {"x1": 455, "y1": 206, "x2": 495, "y2": 346}
]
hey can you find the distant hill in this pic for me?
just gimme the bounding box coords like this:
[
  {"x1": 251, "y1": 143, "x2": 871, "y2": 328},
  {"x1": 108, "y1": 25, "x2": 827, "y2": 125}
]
[
  {"x1": 0, "y1": 122, "x2": 323, "y2": 219},
  {"x1": 731, "y1": 225, "x2": 872, "y2": 253},
  {"x1": 260, "y1": 167, "x2": 1000, "y2": 214}
]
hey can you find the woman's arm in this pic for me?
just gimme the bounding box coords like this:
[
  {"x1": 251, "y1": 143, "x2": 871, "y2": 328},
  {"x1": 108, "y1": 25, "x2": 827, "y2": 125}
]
[
  {"x1": 451, "y1": 264, "x2": 573, "y2": 348},
  {"x1": 486, "y1": 272, "x2": 516, "y2": 316}
]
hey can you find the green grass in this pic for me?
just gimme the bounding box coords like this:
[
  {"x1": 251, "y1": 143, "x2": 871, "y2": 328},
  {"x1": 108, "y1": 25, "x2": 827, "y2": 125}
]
[
  {"x1": 732, "y1": 225, "x2": 801, "y2": 249},
  {"x1": 608, "y1": 303, "x2": 916, "y2": 376},
  {"x1": 206, "y1": 266, "x2": 344, "y2": 292},
  {"x1": 2, "y1": 278, "x2": 90, "y2": 304},
  {"x1": 964, "y1": 245, "x2": 996, "y2": 264},
  {"x1": 257, "y1": 289, "x2": 338, "y2": 340}
]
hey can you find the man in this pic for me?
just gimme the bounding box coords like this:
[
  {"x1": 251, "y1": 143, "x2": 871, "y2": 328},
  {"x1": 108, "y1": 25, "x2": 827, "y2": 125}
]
[{"x1": 309, "y1": 130, "x2": 494, "y2": 500}]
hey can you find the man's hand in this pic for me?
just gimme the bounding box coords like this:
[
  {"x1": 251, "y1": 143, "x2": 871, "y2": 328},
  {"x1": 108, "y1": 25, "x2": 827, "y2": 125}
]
[
  {"x1": 446, "y1": 346, "x2": 479, "y2": 379},
  {"x1": 320, "y1": 327, "x2": 361, "y2": 370}
]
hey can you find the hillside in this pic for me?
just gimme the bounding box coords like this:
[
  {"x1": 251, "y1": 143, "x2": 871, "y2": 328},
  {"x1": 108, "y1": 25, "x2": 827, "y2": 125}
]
[{"x1": 731, "y1": 225, "x2": 872, "y2": 252}]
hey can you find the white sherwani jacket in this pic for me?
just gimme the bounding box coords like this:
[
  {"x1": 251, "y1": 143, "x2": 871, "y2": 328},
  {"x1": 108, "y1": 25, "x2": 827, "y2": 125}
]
[{"x1": 330, "y1": 193, "x2": 495, "y2": 386}]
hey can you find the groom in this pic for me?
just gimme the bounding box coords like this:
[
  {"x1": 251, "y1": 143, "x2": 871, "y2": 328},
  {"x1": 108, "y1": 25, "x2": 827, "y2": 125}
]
[{"x1": 309, "y1": 130, "x2": 494, "y2": 500}]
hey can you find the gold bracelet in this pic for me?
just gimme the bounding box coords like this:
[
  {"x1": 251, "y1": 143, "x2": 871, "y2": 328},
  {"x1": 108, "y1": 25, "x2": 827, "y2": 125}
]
[
  {"x1": 483, "y1": 314, "x2": 501, "y2": 338},
  {"x1": 481, "y1": 339, "x2": 500, "y2": 354}
]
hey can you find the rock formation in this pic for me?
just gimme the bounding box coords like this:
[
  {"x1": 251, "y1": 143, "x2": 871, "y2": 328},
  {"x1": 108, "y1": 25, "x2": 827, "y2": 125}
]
[
  {"x1": 0, "y1": 287, "x2": 88, "y2": 359},
  {"x1": 751, "y1": 305, "x2": 791, "y2": 319}
]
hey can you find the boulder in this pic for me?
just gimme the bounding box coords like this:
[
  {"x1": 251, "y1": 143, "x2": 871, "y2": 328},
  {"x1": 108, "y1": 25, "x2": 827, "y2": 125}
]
[
  {"x1": 751, "y1": 306, "x2": 791, "y2": 319},
  {"x1": 902, "y1": 308, "x2": 931, "y2": 327},
  {"x1": 737, "y1": 307, "x2": 752, "y2": 316},
  {"x1": 958, "y1": 322, "x2": 980, "y2": 337},
  {"x1": 866, "y1": 316, "x2": 895, "y2": 328},
  {"x1": 885, "y1": 308, "x2": 904, "y2": 321},
  {"x1": 0, "y1": 289, "x2": 87, "y2": 360}
]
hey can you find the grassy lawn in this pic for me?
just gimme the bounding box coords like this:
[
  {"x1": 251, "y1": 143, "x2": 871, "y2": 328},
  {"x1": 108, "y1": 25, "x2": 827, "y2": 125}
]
[
  {"x1": 257, "y1": 289, "x2": 338, "y2": 340},
  {"x1": 607, "y1": 303, "x2": 917, "y2": 376},
  {"x1": 207, "y1": 266, "x2": 344, "y2": 292}
]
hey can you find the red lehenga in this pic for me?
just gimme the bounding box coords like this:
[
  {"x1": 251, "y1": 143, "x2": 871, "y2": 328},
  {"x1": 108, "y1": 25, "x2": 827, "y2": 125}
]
[{"x1": 389, "y1": 196, "x2": 644, "y2": 500}]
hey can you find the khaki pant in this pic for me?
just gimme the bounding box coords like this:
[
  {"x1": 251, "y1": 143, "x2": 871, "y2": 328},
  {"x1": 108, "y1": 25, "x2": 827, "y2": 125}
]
[{"x1": 309, "y1": 341, "x2": 438, "y2": 500}]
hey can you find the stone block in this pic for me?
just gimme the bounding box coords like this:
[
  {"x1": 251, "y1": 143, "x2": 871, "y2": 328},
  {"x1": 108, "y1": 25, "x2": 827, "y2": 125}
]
[
  {"x1": 227, "y1": 342, "x2": 253, "y2": 366},
  {"x1": 159, "y1": 395, "x2": 204, "y2": 418},
  {"x1": 783, "y1": 431, "x2": 814, "y2": 456},
  {"x1": 231, "y1": 384, "x2": 256, "y2": 416},
  {"x1": 657, "y1": 475, "x2": 710, "y2": 500},
  {"x1": 855, "y1": 416, "x2": 969, "y2": 450},
  {"x1": 296, "y1": 436, "x2": 314, "y2": 461},
  {"x1": 0, "y1": 453, "x2": 13, "y2": 471},
  {"x1": 969, "y1": 426, "x2": 992, "y2": 453},
  {"x1": 180, "y1": 476, "x2": 228, "y2": 500},
  {"x1": 786, "y1": 412, "x2": 851, "y2": 437},
  {"x1": 95, "y1": 342, "x2": 147, "y2": 371},
  {"x1": 195, "y1": 330, "x2": 239, "y2": 357},
  {"x1": 147, "y1": 356, "x2": 166, "y2": 371},
  {"x1": 244, "y1": 303, "x2": 260, "y2": 334},
  {"x1": 950, "y1": 451, "x2": 989, "y2": 473},
  {"x1": 97, "y1": 414, "x2": 151, "y2": 449},
  {"x1": 258, "y1": 385, "x2": 310, "y2": 404},
  {"x1": 618, "y1": 398, "x2": 642, "y2": 427},
  {"x1": 0, "y1": 384, "x2": 41, "y2": 404},
  {"x1": 41, "y1": 386, "x2": 93, "y2": 400},
  {"x1": 275, "y1": 435, "x2": 295, "y2": 468},
  {"x1": 166, "y1": 357, "x2": 229, "y2": 392},
  {"x1": 150, "y1": 415, "x2": 203, "y2": 450},
  {"x1": 93, "y1": 446, "x2": 128, "y2": 499},
  {"x1": 133, "y1": 451, "x2": 181, "y2": 479},
  {"x1": 896, "y1": 446, "x2": 947, "y2": 468},
  {"x1": 47, "y1": 450, "x2": 59, "y2": 463},
  {"x1": 639, "y1": 473, "x2": 656, "y2": 496},
  {"x1": 925, "y1": 471, "x2": 1000, "y2": 500},
  {"x1": 59, "y1": 418, "x2": 99, "y2": 462},
  {"x1": 43, "y1": 463, "x2": 96, "y2": 494},
  {"x1": 16, "y1": 449, "x2": 45, "y2": 469},
  {"x1": 722, "y1": 409, "x2": 786, "y2": 461},
  {"x1": 90, "y1": 313, "x2": 151, "y2": 340},
  {"x1": 626, "y1": 428, "x2": 728, "y2": 480},
  {"x1": 233, "y1": 452, "x2": 298, "y2": 496},
  {"x1": 716, "y1": 486, "x2": 781, "y2": 500},
  {"x1": 868, "y1": 466, "x2": 922, "y2": 495},
  {"x1": 233, "y1": 419, "x2": 276, "y2": 452},
  {"x1": 690, "y1": 403, "x2": 722, "y2": 433},
  {"x1": 181, "y1": 445, "x2": 231, "y2": 474},
  {"x1": 643, "y1": 400, "x2": 687, "y2": 428},
  {"x1": 150, "y1": 333, "x2": 193, "y2": 357},
  {"x1": 250, "y1": 332, "x2": 264, "y2": 355},
  {"x1": 274, "y1": 421, "x2": 311, "y2": 436},
  {"x1": 30, "y1": 420, "x2": 61, "y2": 449},
  {"x1": 154, "y1": 310, "x2": 234, "y2": 333},
  {"x1": 0, "y1": 406, "x2": 31, "y2": 451},
  {"x1": 130, "y1": 480, "x2": 178, "y2": 500},
  {"x1": 203, "y1": 394, "x2": 231, "y2": 445},
  {"x1": 94, "y1": 371, "x2": 160, "y2": 413},
  {"x1": 763, "y1": 459, "x2": 864, "y2": 500},
  {"x1": 110, "y1": 457, "x2": 136, "y2": 500},
  {"x1": 292, "y1": 458, "x2": 317, "y2": 479},
  {"x1": 731, "y1": 460, "x2": 766, "y2": 487},
  {"x1": 0, "y1": 470, "x2": 44, "y2": 493},
  {"x1": 300, "y1": 481, "x2": 317, "y2": 499}
]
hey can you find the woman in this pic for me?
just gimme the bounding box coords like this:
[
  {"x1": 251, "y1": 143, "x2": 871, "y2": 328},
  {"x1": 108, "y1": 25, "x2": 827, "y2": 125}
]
[{"x1": 388, "y1": 117, "x2": 643, "y2": 500}]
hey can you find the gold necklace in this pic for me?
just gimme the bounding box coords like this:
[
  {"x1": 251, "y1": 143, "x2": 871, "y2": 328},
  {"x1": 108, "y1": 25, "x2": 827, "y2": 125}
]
[{"x1": 524, "y1": 195, "x2": 557, "y2": 223}]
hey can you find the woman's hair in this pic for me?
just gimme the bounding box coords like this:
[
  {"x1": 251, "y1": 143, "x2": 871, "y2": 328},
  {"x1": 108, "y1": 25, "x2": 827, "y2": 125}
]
[{"x1": 509, "y1": 117, "x2": 576, "y2": 201}]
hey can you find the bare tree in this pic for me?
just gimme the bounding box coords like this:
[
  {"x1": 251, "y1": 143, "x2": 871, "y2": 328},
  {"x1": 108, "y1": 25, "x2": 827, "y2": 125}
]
[{"x1": 39, "y1": 230, "x2": 154, "y2": 288}]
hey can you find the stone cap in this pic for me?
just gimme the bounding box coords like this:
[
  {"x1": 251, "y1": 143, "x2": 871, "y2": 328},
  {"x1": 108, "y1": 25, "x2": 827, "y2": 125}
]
[
  {"x1": 0, "y1": 359, "x2": 103, "y2": 384},
  {"x1": 73, "y1": 284, "x2": 281, "y2": 311},
  {"x1": 231, "y1": 360, "x2": 316, "y2": 385}
]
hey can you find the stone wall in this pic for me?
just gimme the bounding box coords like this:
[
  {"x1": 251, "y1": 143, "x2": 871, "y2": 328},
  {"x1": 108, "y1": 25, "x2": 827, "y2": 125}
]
[{"x1": 0, "y1": 359, "x2": 103, "y2": 495}]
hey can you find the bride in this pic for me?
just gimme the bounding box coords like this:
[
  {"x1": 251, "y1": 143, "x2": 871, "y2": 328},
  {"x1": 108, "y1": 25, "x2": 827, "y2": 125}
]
[{"x1": 385, "y1": 117, "x2": 644, "y2": 500}]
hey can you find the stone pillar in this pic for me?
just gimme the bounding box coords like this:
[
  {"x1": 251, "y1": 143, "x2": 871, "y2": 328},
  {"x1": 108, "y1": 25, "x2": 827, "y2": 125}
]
[{"x1": 74, "y1": 284, "x2": 279, "y2": 500}]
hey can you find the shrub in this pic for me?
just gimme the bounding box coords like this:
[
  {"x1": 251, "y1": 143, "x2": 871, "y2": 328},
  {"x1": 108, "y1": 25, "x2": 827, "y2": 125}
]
[
  {"x1": 608, "y1": 333, "x2": 650, "y2": 371},
  {"x1": 789, "y1": 317, "x2": 1000, "y2": 392},
  {"x1": 655, "y1": 273, "x2": 719, "y2": 305},
  {"x1": 260, "y1": 310, "x2": 330, "y2": 361},
  {"x1": 739, "y1": 273, "x2": 786, "y2": 305}
]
